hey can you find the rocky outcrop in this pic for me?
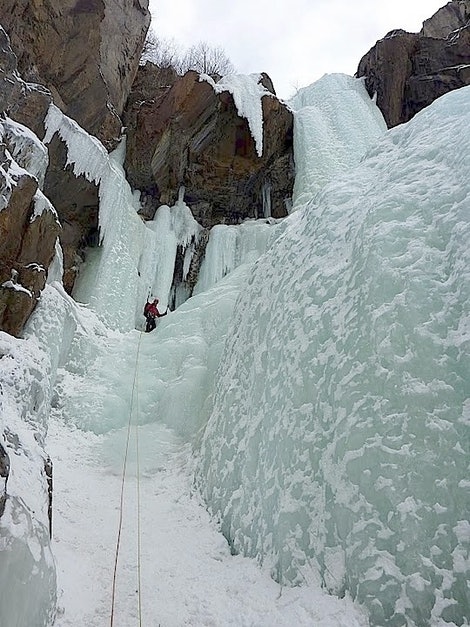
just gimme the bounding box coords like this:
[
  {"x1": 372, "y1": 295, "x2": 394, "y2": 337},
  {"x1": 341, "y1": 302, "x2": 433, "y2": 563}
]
[
  {"x1": 0, "y1": 28, "x2": 60, "y2": 336},
  {"x1": 422, "y1": 0, "x2": 470, "y2": 37},
  {"x1": 124, "y1": 69, "x2": 294, "y2": 226},
  {"x1": 43, "y1": 135, "x2": 99, "y2": 293},
  {"x1": 0, "y1": 0, "x2": 150, "y2": 150},
  {"x1": 357, "y1": 0, "x2": 470, "y2": 127}
]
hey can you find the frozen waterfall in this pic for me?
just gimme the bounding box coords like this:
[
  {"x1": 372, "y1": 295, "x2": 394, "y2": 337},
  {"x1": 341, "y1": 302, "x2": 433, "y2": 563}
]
[
  {"x1": 196, "y1": 85, "x2": 470, "y2": 626},
  {"x1": 0, "y1": 74, "x2": 468, "y2": 627}
]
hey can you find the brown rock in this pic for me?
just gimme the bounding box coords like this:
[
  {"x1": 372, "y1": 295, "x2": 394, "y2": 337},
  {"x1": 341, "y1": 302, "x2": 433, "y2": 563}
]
[
  {"x1": 0, "y1": 29, "x2": 61, "y2": 335},
  {"x1": 0, "y1": 27, "x2": 52, "y2": 138},
  {"x1": 43, "y1": 135, "x2": 99, "y2": 293},
  {"x1": 0, "y1": 0, "x2": 151, "y2": 150},
  {"x1": 357, "y1": 1, "x2": 470, "y2": 127},
  {"x1": 124, "y1": 69, "x2": 294, "y2": 226},
  {"x1": 0, "y1": 441, "x2": 9, "y2": 518},
  {"x1": 0, "y1": 143, "x2": 60, "y2": 336}
]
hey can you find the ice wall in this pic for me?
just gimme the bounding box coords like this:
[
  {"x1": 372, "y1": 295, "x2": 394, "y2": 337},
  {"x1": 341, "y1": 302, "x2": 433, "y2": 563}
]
[
  {"x1": 0, "y1": 285, "x2": 75, "y2": 627},
  {"x1": 194, "y1": 219, "x2": 280, "y2": 296},
  {"x1": 44, "y1": 105, "x2": 203, "y2": 329},
  {"x1": 289, "y1": 74, "x2": 387, "y2": 207},
  {"x1": 196, "y1": 87, "x2": 470, "y2": 625},
  {"x1": 0, "y1": 119, "x2": 60, "y2": 626}
]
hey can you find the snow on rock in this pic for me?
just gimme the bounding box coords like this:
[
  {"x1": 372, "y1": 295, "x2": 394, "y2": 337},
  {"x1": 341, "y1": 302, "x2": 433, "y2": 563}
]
[
  {"x1": 197, "y1": 86, "x2": 470, "y2": 626},
  {"x1": 0, "y1": 147, "x2": 36, "y2": 212},
  {"x1": 32, "y1": 189, "x2": 59, "y2": 222},
  {"x1": 1, "y1": 117, "x2": 49, "y2": 187},
  {"x1": 201, "y1": 73, "x2": 272, "y2": 157},
  {"x1": 0, "y1": 280, "x2": 32, "y2": 296},
  {"x1": 288, "y1": 74, "x2": 387, "y2": 206}
]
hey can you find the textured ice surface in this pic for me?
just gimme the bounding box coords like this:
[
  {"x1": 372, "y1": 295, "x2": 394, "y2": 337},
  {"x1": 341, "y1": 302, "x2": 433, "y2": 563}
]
[
  {"x1": 57, "y1": 263, "x2": 249, "y2": 439},
  {"x1": 289, "y1": 74, "x2": 387, "y2": 206},
  {"x1": 197, "y1": 87, "x2": 470, "y2": 625}
]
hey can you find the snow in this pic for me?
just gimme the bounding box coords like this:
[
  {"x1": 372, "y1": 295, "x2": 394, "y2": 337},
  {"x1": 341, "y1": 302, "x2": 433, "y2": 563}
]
[
  {"x1": 201, "y1": 73, "x2": 272, "y2": 157},
  {"x1": 25, "y1": 266, "x2": 365, "y2": 626},
  {"x1": 0, "y1": 146, "x2": 37, "y2": 212},
  {"x1": 48, "y1": 418, "x2": 366, "y2": 627},
  {"x1": 1, "y1": 116, "x2": 49, "y2": 186},
  {"x1": 0, "y1": 280, "x2": 32, "y2": 296},
  {"x1": 32, "y1": 189, "x2": 59, "y2": 222}
]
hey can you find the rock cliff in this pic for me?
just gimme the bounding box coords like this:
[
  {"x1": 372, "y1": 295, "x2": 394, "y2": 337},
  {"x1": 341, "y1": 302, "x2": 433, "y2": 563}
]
[
  {"x1": 0, "y1": 0, "x2": 150, "y2": 150},
  {"x1": 1, "y1": 0, "x2": 468, "y2": 338},
  {"x1": 0, "y1": 0, "x2": 150, "y2": 334},
  {"x1": 0, "y1": 27, "x2": 60, "y2": 336},
  {"x1": 124, "y1": 68, "x2": 294, "y2": 226},
  {"x1": 357, "y1": 0, "x2": 470, "y2": 127}
]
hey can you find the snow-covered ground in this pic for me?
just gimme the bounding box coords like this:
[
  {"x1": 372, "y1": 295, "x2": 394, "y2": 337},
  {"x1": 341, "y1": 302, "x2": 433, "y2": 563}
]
[{"x1": 48, "y1": 412, "x2": 367, "y2": 627}]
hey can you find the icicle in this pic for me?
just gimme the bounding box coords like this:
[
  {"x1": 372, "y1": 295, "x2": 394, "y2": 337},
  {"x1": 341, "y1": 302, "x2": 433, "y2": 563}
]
[{"x1": 262, "y1": 182, "x2": 272, "y2": 218}]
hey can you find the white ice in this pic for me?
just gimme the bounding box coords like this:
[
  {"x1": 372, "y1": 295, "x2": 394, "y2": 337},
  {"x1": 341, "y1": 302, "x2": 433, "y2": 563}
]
[
  {"x1": 196, "y1": 85, "x2": 470, "y2": 626},
  {"x1": 288, "y1": 74, "x2": 387, "y2": 206}
]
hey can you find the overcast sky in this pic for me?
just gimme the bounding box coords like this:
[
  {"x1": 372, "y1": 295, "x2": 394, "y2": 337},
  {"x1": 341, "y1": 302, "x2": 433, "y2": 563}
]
[{"x1": 147, "y1": 0, "x2": 446, "y2": 99}]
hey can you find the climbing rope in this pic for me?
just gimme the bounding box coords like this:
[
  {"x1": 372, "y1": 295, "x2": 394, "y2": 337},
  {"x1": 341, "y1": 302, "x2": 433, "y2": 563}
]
[
  {"x1": 135, "y1": 340, "x2": 143, "y2": 627},
  {"x1": 110, "y1": 330, "x2": 144, "y2": 627}
]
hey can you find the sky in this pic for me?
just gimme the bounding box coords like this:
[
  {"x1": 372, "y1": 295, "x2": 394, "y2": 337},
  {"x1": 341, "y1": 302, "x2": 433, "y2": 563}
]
[{"x1": 147, "y1": 0, "x2": 447, "y2": 99}]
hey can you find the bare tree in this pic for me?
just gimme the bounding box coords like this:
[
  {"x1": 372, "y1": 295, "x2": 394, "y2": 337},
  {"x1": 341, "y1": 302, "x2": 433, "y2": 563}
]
[
  {"x1": 180, "y1": 41, "x2": 235, "y2": 76},
  {"x1": 141, "y1": 33, "x2": 235, "y2": 78},
  {"x1": 140, "y1": 30, "x2": 180, "y2": 69}
]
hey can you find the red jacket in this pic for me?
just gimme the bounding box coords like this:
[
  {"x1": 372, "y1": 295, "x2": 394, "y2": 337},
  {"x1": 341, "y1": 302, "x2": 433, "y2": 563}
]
[{"x1": 144, "y1": 301, "x2": 165, "y2": 318}]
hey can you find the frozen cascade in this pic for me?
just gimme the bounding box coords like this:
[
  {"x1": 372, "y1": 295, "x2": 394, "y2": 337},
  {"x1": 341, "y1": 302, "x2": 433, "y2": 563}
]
[
  {"x1": 2, "y1": 72, "x2": 467, "y2": 626},
  {"x1": 193, "y1": 219, "x2": 281, "y2": 296},
  {"x1": 289, "y1": 74, "x2": 387, "y2": 206},
  {"x1": 196, "y1": 86, "x2": 470, "y2": 626},
  {"x1": 262, "y1": 181, "x2": 272, "y2": 218},
  {"x1": 44, "y1": 104, "x2": 204, "y2": 328}
]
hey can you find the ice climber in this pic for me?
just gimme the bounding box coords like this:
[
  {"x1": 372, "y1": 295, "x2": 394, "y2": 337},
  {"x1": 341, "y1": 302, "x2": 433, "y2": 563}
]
[{"x1": 143, "y1": 297, "x2": 168, "y2": 332}]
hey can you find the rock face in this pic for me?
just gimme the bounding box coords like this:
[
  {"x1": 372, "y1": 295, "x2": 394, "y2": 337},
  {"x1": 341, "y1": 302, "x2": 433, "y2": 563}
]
[
  {"x1": 0, "y1": 28, "x2": 60, "y2": 336},
  {"x1": 124, "y1": 68, "x2": 294, "y2": 226},
  {"x1": 0, "y1": 0, "x2": 150, "y2": 150},
  {"x1": 357, "y1": 0, "x2": 470, "y2": 127},
  {"x1": 43, "y1": 135, "x2": 100, "y2": 293},
  {"x1": 0, "y1": 0, "x2": 150, "y2": 333}
]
